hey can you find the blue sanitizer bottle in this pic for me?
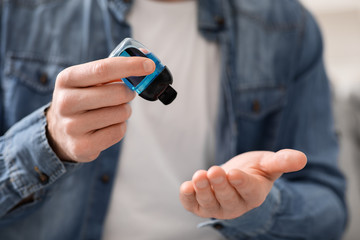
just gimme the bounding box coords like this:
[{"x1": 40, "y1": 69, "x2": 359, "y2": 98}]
[{"x1": 109, "y1": 38, "x2": 177, "y2": 105}]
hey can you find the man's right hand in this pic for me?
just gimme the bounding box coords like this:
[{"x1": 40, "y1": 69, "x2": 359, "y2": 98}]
[{"x1": 46, "y1": 57, "x2": 155, "y2": 162}]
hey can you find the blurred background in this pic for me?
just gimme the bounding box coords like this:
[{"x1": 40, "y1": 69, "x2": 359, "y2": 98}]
[{"x1": 300, "y1": 1, "x2": 360, "y2": 239}]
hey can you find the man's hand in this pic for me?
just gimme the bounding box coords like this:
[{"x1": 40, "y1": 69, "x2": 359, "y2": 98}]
[
  {"x1": 179, "y1": 149, "x2": 307, "y2": 219},
  {"x1": 46, "y1": 57, "x2": 155, "y2": 162}
]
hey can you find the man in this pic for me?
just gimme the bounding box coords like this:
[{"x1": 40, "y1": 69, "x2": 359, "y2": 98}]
[{"x1": 0, "y1": 0, "x2": 346, "y2": 239}]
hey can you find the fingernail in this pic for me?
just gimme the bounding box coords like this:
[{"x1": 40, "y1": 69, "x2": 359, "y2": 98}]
[
  {"x1": 211, "y1": 176, "x2": 224, "y2": 184},
  {"x1": 143, "y1": 59, "x2": 154, "y2": 73},
  {"x1": 196, "y1": 180, "x2": 209, "y2": 189}
]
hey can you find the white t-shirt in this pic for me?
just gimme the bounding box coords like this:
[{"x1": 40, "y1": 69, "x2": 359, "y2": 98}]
[{"x1": 103, "y1": 0, "x2": 223, "y2": 239}]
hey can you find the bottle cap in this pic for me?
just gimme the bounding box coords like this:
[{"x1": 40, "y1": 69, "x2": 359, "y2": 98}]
[{"x1": 158, "y1": 86, "x2": 177, "y2": 105}]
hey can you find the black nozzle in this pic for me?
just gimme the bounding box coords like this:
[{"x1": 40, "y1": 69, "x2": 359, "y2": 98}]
[
  {"x1": 158, "y1": 86, "x2": 177, "y2": 105},
  {"x1": 139, "y1": 66, "x2": 177, "y2": 105}
]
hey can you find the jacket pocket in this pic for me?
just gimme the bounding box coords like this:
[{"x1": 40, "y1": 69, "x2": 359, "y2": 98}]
[
  {"x1": 234, "y1": 86, "x2": 286, "y2": 120},
  {"x1": 233, "y1": 86, "x2": 287, "y2": 151},
  {"x1": 2, "y1": 52, "x2": 70, "y2": 126}
]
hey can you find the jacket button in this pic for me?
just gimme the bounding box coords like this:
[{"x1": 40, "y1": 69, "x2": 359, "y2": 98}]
[
  {"x1": 252, "y1": 99, "x2": 261, "y2": 113},
  {"x1": 34, "y1": 166, "x2": 49, "y2": 184},
  {"x1": 39, "y1": 73, "x2": 48, "y2": 85},
  {"x1": 101, "y1": 174, "x2": 110, "y2": 183},
  {"x1": 213, "y1": 223, "x2": 224, "y2": 230},
  {"x1": 214, "y1": 16, "x2": 225, "y2": 26}
]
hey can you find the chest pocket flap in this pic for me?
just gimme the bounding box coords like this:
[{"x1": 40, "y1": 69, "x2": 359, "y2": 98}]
[{"x1": 3, "y1": 52, "x2": 71, "y2": 126}]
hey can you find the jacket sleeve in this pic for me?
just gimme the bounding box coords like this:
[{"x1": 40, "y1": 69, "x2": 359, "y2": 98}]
[
  {"x1": 0, "y1": 104, "x2": 79, "y2": 218},
  {"x1": 201, "y1": 7, "x2": 347, "y2": 240}
]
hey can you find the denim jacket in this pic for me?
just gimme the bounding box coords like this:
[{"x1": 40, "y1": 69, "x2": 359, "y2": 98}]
[{"x1": 0, "y1": 0, "x2": 347, "y2": 239}]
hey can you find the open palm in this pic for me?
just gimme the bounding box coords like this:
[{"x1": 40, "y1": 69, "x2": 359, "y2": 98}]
[{"x1": 179, "y1": 149, "x2": 307, "y2": 219}]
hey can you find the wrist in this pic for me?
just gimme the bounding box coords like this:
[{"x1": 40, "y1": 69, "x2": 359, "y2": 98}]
[{"x1": 45, "y1": 105, "x2": 74, "y2": 162}]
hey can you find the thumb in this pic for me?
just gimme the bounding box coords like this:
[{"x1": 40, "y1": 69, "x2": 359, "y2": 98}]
[{"x1": 261, "y1": 149, "x2": 307, "y2": 178}]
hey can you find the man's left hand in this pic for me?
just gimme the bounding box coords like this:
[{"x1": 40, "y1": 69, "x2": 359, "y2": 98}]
[{"x1": 179, "y1": 149, "x2": 307, "y2": 219}]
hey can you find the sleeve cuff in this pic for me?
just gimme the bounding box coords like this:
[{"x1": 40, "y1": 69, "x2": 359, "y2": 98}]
[
  {"x1": 198, "y1": 185, "x2": 281, "y2": 239},
  {"x1": 4, "y1": 104, "x2": 80, "y2": 199}
]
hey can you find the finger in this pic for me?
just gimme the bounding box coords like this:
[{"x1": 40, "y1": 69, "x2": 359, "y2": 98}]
[
  {"x1": 207, "y1": 166, "x2": 242, "y2": 209},
  {"x1": 66, "y1": 104, "x2": 132, "y2": 135},
  {"x1": 87, "y1": 122, "x2": 127, "y2": 156},
  {"x1": 192, "y1": 170, "x2": 220, "y2": 213},
  {"x1": 260, "y1": 149, "x2": 307, "y2": 179},
  {"x1": 179, "y1": 181, "x2": 198, "y2": 213},
  {"x1": 57, "y1": 57, "x2": 155, "y2": 88},
  {"x1": 227, "y1": 168, "x2": 267, "y2": 209},
  {"x1": 63, "y1": 121, "x2": 127, "y2": 162},
  {"x1": 57, "y1": 83, "x2": 136, "y2": 115}
]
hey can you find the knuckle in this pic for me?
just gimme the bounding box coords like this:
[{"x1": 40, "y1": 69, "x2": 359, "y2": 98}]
[
  {"x1": 63, "y1": 118, "x2": 77, "y2": 136},
  {"x1": 123, "y1": 104, "x2": 132, "y2": 120},
  {"x1": 70, "y1": 139, "x2": 96, "y2": 162},
  {"x1": 126, "y1": 89, "x2": 136, "y2": 102},
  {"x1": 57, "y1": 67, "x2": 72, "y2": 87},
  {"x1": 104, "y1": 123, "x2": 127, "y2": 146},
  {"x1": 56, "y1": 92, "x2": 74, "y2": 115},
  {"x1": 87, "y1": 152, "x2": 101, "y2": 162},
  {"x1": 118, "y1": 122, "x2": 127, "y2": 138},
  {"x1": 69, "y1": 140, "x2": 85, "y2": 158},
  {"x1": 92, "y1": 61, "x2": 109, "y2": 78},
  {"x1": 116, "y1": 84, "x2": 135, "y2": 103}
]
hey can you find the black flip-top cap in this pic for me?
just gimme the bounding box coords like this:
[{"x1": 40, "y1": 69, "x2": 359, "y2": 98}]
[
  {"x1": 158, "y1": 86, "x2": 177, "y2": 105},
  {"x1": 139, "y1": 66, "x2": 177, "y2": 104}
]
